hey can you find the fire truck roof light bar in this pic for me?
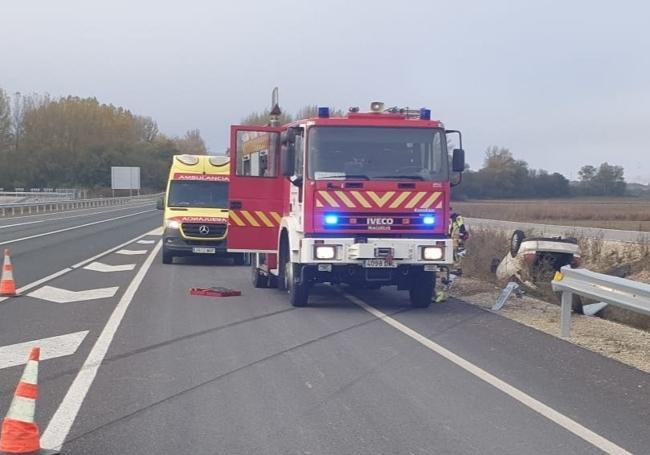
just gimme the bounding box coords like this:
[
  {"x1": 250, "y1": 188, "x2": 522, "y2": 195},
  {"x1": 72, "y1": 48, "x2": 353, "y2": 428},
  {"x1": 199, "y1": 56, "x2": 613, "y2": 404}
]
[{"x1": 318, "y1": 107, "x2": 330, "y2": 118}]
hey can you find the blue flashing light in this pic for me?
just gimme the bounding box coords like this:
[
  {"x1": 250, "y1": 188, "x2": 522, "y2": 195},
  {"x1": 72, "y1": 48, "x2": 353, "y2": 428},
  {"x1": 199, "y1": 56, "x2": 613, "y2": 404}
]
[
  {"x1": 422, "y1": 215, "x2": 435, "y2": 225},
  {"x1": 419, "y1": 108, "x2": 431, "y2": 120},
  {"x1": 324, "y1": 214, "x2": 339, "y2": 225},
  {"x1": 318, "y1": 106, "x2": 330, "y2": 118}
]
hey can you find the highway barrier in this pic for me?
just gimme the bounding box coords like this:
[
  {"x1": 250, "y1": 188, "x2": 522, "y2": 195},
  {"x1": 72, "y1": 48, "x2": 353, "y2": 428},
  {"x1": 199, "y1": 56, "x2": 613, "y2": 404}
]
[
  {"x1": 0, "y1": 193, "x2": 162, "y2": 217},
  {"x1": 0, "y1": 347, "x2": 59, "y2": 455},
  {"x1": 552, "y1": 266, "x2": 650, "y2": 337}
]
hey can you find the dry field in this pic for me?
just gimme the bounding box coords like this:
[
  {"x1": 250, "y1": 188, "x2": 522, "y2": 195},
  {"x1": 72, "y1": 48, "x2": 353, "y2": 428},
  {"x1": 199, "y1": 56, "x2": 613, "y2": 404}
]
[{"x1": 454, "y1": 198, "x2": 650, "y2": 231}]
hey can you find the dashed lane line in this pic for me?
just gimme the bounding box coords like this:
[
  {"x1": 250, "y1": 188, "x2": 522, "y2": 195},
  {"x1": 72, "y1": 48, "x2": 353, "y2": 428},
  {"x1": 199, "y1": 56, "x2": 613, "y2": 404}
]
[
  {"x1": 41, "y1": 241, "x2": 162, "y2": 450},
  {"x1": 0, "y1": 209, "x2": 156, "y2": 246},
  {"x1": 342, "y1": 291, "x2": 632, "y2": 455},
  {"x1": 0, "y1": 203, "x2": 155, "y2": 230}
]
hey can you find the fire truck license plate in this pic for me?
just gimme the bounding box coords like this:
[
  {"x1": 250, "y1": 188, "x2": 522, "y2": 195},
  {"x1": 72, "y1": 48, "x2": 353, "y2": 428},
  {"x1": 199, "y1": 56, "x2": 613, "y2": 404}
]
[
  {"x1": 192, "y1": 247, "x2": 216, "y2": 254},
  {"x1": 364, "y1": 259, "x2": 397, "y2": 268}
]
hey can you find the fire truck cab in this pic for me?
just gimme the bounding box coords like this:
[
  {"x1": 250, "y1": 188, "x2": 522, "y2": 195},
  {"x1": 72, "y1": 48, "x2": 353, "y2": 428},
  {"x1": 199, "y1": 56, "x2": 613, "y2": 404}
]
[{"x1": 227, "y1": 102, "x2": 465, "y2": 307}]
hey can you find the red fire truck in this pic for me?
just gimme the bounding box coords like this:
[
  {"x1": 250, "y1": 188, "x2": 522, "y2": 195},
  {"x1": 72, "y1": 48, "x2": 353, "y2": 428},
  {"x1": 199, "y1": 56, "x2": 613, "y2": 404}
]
[{"x1": 227, "y1": 102, "x2": 465, "y2": 307}]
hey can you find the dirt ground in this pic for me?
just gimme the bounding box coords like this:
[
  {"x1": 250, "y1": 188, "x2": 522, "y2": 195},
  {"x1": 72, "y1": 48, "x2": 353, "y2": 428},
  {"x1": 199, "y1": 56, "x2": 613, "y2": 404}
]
[{"x1": 451, "y1": 277, "x2": 650, "y2": 374}]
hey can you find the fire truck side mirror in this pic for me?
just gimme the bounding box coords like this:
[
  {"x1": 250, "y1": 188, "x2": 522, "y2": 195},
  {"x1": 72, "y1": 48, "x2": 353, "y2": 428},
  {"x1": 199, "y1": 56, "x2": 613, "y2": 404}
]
[{"x1": 452, "y1": 149, "x2": 465, "y2": 173}]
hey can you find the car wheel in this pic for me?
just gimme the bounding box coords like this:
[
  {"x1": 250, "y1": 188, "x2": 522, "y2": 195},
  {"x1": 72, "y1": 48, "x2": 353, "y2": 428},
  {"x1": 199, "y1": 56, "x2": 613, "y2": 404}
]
[
  {"x1": 510, "y1": 230, "x2": 525, "y2": 258},
  {"x1": 162, "y1": 248, "x2": 173, "y2": 264}
]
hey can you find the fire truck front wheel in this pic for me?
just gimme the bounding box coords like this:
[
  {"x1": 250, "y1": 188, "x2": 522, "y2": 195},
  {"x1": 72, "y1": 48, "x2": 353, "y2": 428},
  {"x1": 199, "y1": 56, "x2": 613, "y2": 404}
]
[
  {"x1": 409, "y1": 271, "x2": 434, "y2": 308},
  {"x1": 286, "y1": 263, "x2": 309, "y2": 307}
]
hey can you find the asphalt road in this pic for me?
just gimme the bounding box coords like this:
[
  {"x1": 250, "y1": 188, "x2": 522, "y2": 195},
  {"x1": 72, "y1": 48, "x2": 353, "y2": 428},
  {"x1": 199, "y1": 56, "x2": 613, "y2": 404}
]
[
  {"x1": 0, "y1": 210, "x2": 648, "y2": 454},
  {"x1": 467, "y1": 217, "x2": 648, "y2": 243}
]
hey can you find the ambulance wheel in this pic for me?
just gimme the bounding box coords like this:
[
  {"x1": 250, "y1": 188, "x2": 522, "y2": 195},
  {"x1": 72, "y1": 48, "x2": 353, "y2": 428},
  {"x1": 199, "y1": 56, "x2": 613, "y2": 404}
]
[
  {"x1": 162, "y1": 248, "x2": 173, "y2": 264},
  {"x1": 251, "y1": 263, "x2": 268, "y2": 288},
  {"x1": 409, "y1": 271, "x2": 434, "y2": 308},
  {"x1": 287, "y1": 263, "x2": 309, "y2": 307}
]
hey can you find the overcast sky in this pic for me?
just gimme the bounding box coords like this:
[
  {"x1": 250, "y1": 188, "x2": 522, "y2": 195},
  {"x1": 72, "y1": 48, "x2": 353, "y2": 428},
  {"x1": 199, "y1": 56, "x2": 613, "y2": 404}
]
[{"x1": 2, "y1": 0, "x2": 649, "y2": 182}]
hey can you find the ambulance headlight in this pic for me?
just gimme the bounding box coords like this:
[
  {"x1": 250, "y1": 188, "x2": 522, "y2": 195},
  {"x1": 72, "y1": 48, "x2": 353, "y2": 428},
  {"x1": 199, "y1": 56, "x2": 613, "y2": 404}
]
[
  {"x1": 314, "y1": 245, "x2": 336, "y2": 260},
  {"x1": 422, "y1": 246, "x2": 444, "y2": 261},
  {"x1": 165, "y1": 220, "x2": 181, "y2": 230}
]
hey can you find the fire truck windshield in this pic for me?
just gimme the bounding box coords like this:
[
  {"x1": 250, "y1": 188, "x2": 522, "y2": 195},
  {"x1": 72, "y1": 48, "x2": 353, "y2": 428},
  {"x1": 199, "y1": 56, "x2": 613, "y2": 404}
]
[
  {"x1": 168, "y1": 181, "x2": 229, "y2": 208},
  {"x1": 307, "y1": 127, "x2": 448, "y2": 181}
]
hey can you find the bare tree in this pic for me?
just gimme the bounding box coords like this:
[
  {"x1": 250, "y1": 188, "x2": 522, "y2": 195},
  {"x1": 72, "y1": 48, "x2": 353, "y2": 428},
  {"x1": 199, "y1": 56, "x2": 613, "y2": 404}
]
[{"x1": 174, "y1": 129, "x2": 207, "y2": 155}]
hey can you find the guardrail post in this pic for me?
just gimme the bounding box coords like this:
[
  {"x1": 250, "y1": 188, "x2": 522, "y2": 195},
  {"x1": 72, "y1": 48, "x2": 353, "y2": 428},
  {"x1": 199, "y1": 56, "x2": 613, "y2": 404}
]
[{"x1": 560, "y1": 291, "x2": 572, "y2": 338}]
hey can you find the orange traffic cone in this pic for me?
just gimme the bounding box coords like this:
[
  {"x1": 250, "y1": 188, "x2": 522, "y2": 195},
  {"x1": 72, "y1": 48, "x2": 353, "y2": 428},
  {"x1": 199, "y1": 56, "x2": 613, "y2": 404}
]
[
  {"x1": 0, "y1": 249, "x2": 17, "y2": 297},
  {"x1": 0, "y1": 348, "x2": 59, "y2": 455}
]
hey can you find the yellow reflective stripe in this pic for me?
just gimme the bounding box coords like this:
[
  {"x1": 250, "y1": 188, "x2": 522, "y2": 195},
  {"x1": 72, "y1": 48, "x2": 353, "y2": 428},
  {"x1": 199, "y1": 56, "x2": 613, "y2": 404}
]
[
  {"x1": 316, "y1": 200, "x2": 324, "y2": 208},
  {"x1": 405, "y1": 192, "x2": 427, "y2": 208},
  {"x1": 318, "y1": 191, "x2": 340, "y2": 208},
  {"x1": 420, "y1": 192, "x2": 441, "y2": 209},
  {"x1": 350, "y1": 191, "x2": 372, "y2": 208},
  {"x1": 366, "y1": 191, "x2": 395, "y2": 208},
  {"x1": 270, "y1": 211, "x2": 282, "y2": 224},
  {"x1": 389, "y1": 192, "x2": 411, "y2": 209},
  {"x1": 7, "y1": 396, "x2": 35, "y2": 423},
  {"x1": 255, "y1": 211, "x2": 274, "y2": 227},
  {"x1": 335, "y1": 191, "x2": 355, "y2": 208},
  {"x1": 240, "y1": 210, "x2": 260, "y2": 227},
  {"x1": 435, "y1": 199, "x2": 444, "y2": 209},
  {"x1": 229, "y1": 211, "x2": 245, "y2": 226}
]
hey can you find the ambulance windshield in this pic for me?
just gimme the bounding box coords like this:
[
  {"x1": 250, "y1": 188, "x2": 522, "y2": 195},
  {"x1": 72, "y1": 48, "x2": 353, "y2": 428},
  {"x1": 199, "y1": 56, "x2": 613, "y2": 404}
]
[
  {"x1": 307, "y1": 127, "x2": 448, "y2": 181},
  {"x1": 168, "y1": 181, "x2": 229, "y2": 208}
]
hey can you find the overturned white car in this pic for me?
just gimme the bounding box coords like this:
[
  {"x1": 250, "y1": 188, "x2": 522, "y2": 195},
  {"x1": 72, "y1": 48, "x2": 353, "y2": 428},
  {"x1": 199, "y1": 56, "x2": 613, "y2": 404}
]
[{"x1": 493, "y1": 230, "x2": 581, "y2": 290}]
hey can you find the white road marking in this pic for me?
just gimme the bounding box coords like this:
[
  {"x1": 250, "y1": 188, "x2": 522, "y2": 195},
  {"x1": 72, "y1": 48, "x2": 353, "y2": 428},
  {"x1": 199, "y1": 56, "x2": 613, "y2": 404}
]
[
  {"x1": 0, "y1": 209, "x2": 155, "y2": 246},
  {"x1": 28, "y1": 285, "x2": 119, "y2": 303},
  {"x1": 0, "y1": 226, "x2": 161, "y2": 303},
  {"x1": 0, "y1": 203, "x2": 154, "y2": 230},
  {"x1": 0, "y1": 331, "x2": 88, "y2": 370},
  {"x1": 115, "y1": 249, "x2": 147, "y2": 255},
  {"x1": 83, "y1": 262, "x2": 136, "y2": 273},
  {"x1": 342, "y1": 292, "x2": 633, "y2": 455},
  {"x1": 136, "y1": 239, "x2": 155, "y2": 245},
  {"x1": 70, "y1": 227, "x2": 160, "y2": 269},
  {"x1": 0, "y1": 268, "x2": 72, "y2": 303},
  {"x1": 41, "y1": 241, "x2": 162, "y2": 450}
]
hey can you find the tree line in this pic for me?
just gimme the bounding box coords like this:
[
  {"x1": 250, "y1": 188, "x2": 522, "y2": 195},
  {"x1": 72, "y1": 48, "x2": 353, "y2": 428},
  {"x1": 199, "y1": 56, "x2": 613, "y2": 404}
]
[
  {"x1": 0, "y1": 88, "x2": 207, "y2": 193},
  {"x1": 453, "y1": 146, "x2": 632, "y2": 200}
]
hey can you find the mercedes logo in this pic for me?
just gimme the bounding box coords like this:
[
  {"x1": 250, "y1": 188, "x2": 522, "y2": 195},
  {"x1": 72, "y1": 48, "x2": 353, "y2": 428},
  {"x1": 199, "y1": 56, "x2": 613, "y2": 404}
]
[{"x1": 198, "y1": 225, "x2": 210, "y2": 235}]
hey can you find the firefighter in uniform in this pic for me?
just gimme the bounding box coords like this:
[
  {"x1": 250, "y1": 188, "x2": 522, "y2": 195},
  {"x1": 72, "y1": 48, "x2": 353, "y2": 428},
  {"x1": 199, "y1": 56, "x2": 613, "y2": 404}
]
[{"x1": 435, "y1": 212, "x2": 469, "y2": 302}]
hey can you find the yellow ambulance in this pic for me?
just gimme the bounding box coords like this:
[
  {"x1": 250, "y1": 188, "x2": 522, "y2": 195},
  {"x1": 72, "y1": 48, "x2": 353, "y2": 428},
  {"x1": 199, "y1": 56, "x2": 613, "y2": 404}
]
[{"x1": 157, "y1": 154, "x2": 244, "y2": 264}]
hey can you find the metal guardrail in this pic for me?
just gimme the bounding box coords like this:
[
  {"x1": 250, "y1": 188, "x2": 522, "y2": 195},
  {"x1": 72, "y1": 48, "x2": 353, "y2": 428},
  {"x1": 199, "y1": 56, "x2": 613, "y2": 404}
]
[
  {"x1": 551, "y1": 266, "x2": 650, "y2": 337},
  {"x1": 0, "y1": 193, "x2": 162, "y2": 217}
]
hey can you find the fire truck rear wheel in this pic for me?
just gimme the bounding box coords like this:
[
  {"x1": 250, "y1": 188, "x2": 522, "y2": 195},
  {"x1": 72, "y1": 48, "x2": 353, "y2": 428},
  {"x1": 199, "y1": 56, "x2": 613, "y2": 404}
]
[
  {"x1": 251, "y1": 263, "x2": 268, "y2": 288},
  {"x1": 409, "y1": 271, "x2": 434, "y2": 308}
]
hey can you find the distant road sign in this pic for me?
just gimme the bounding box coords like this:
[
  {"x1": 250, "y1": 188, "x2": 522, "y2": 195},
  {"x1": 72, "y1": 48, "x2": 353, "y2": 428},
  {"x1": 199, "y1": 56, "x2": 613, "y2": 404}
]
[{"x1": 111, "y1": 167, "x2": 141, "y2": 190}]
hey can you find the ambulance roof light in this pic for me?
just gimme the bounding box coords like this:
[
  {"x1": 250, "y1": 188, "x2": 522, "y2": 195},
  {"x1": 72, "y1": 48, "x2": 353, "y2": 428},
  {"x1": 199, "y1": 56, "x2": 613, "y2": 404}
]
[
  {"x1": 177, "y1": 155, "x2": 200, "y2": 165},
  {"x1": 318, "y1": 107, "x2": 330, "y2": 118},
  {"x1": 209, "y1": 156, "x2": 229, "y2": 167}
]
